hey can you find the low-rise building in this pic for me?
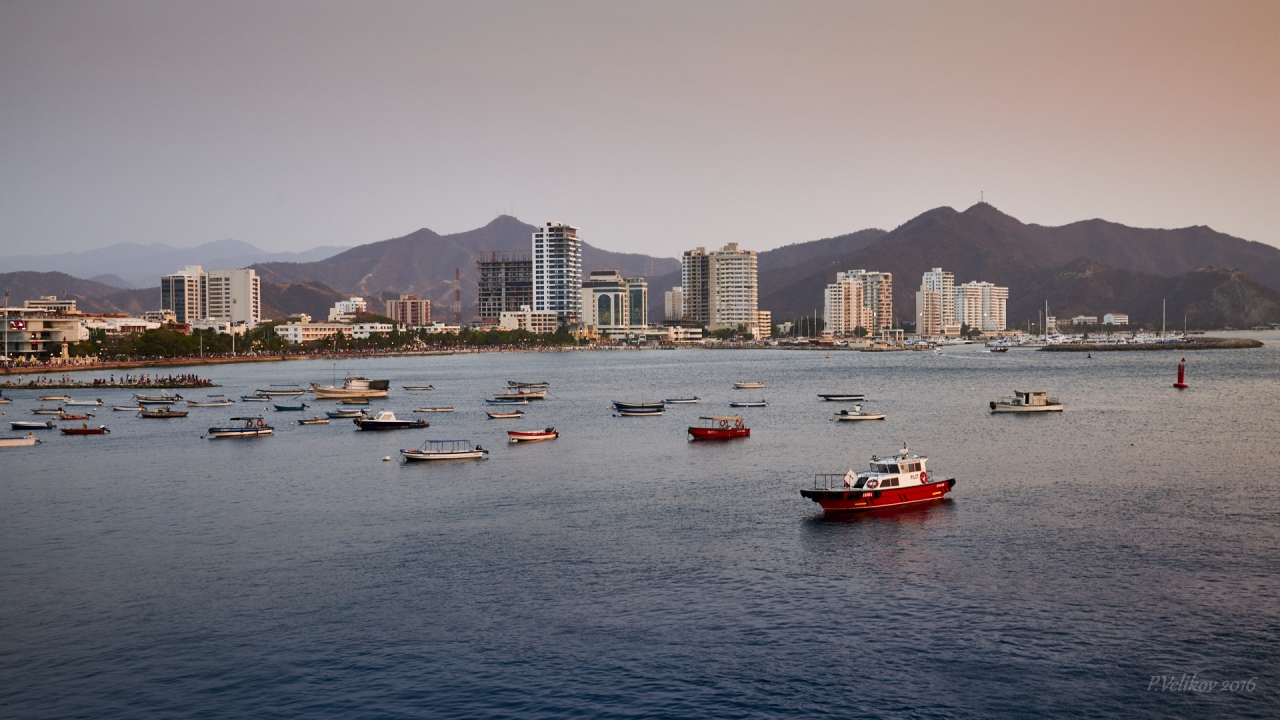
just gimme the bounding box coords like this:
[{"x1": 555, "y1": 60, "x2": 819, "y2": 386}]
[
  {"x1": 24, "y1": 296, "x2": 79, "y2": 314},
  {"x1": 500, "y1": 305, "x2": 560, "y2": 334},
  {"x1": 420, "y1": 323, "x2": 462, "y2": 335},
  {"x1": 83, "y1": 316, "x2": 162, "y2": 336},
  {"x1": 274, "y1": 322, "x2": 353, "y2": 344},
  {"x1": 1103, "y1": 313, "x2": 1129, "y2": 326},
  {"x1": 328, "y1": 297, "x2": 367, "y2": 322},
  {"x1": 754, "y1": 310, "x2": 771, "y2": 338},
  {"x1": 352, "y1": 322, "x2": 394, "y2": 339},
  {"x1": 2, "y1": 307, "x2": 90, "y2": 358},
  {"x1": 667, "y1": 326, "x2": 703, "y2": 343},
  {"x1": 1070, "y1": 315, "x2": 1099, "y2": 325}
]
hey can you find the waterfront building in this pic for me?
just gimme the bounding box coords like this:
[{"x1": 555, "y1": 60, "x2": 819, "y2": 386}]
[
  {"x1": 956, "y1": 281, "x2": 1009, "y2": 332},
  {"x1": 664, "y1": 287, "x2": 684, "y2": 322},
  {"x1": 352, "y1": 322, "x2": 394, "y2": 339},
  {"x1": 141, "y1": 309, "x2": 177, "y2": 324},
  {"x1": 499, "y1": 305, "x2": 560, "y2": 334},
  {"x1": 24, "y1": 296, "x2": 78, "y2": 314},
  {"x1": 1103, "y1": 313, "x2": 1129, "y2": 326},
  {"x1": 666, "y1": 326, "x2": 703, "y2": 343},
  {"x1": 922, "y1": 268, "x2": 954, "y2": 323},
  {"x1": 274, "y1": 321, "x2": 353, "y2": 344},
  {"x1": 681, "y1": 248, "x2": 710, "y2": 324},
  {"x1": 328, "y1": 297, "x2": 367, "y2": 322},
  {"x1": 824, "y1": 275, "x2": 866, "y2": 336},
  {"x1": 420, "y1": 323, "x2": 462, "y2": 335},
  {"x1": 160, "y1": 266, "x2": 260, "y2": 326},
  {"x1": 682, "y1": 243, "x2": 759, "y2": 332},
  {"x1": 532, "y1": 222, "x2": 582, "y2": 323},
  {"x1": 1070, "y1": 315, "x2": 1099, "y2": 325},
  {"x1": 581, "y1": 271, "x2": 648, "y2": 338},
  {"x1": 842, "y1": 270, "x2": 893, "y2": 332},
  {"x1": 82, "y1": 316, "x2": 163, "y2": 336},
  {"x1": 755, "y1": 310, "x2": 771, "y2": 338},
  {"x1": 386, "y1": 294, "x2": 431, "y2": 328},
  {"x1": 915, "y1": 285, "x2": 943, "y2": 337},
  {"x1": 1, "y1": 306, "x2": 89, "y2": 358},
  {"x1": 477, "y1": 251, "x2": 533, "y2": 324}
]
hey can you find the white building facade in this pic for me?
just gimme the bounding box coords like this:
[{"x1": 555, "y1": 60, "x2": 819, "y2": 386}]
[
  {"x1": 955, "y1": 281, "x2": 1009, "y2": 332},
  {"x1": 499, "y1": 306, "x2": 560, "y2": 334},
  {"x1": 664, "y1": 287, "x2": 684, "y2": 322},
  {"x1": 1103, "y1": 313, "x2": 1129, "y2": 325},
  {"x1": 328, "y1": 297, "x2": 367, "y2": 322},
  {"x1": 824, "y1": 275, "x2": 866, "y2": 336},
  {"x1": 580, "y1": 271, "x2": 649, "y2": 338},
  {"x1": 160, "y1": 266, "x2": 260, "y2": 326},
  {"x1": 532, "y1": 222, "x2": 582, "y2": 323}
]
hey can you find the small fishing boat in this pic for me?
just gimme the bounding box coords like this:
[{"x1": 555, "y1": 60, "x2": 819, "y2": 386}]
[
  {"x1": 57, "y1": 411, "x2": 94, "y2": 420},
  {"x1": 508, "y1": 428, "x2": 559, "y2": 443},
  {"x1": 989, "y1": 347, "x2": 1008, "y2": 353},
  {"x1": 61, "y1": 424, "x2": 110, "y2": 435},
  {"x1": 0, "y1": 397, "x2": 9, "y2": 404},
  {"x1": 507, "y1": 381, "x2": 549, "y2": 388},
  {"x1": 256, "y1": 385, "x2": 306, "y2": 397},
  {"x1": 664, "y1": 397, "x2": 700, "y2": 404},
  {"x1": 613, "y1": 400, "x2": 665, "y2": 410},
  {"x1": 340, "y1": 398, "x2": 370, "y2": 405},
  {"x1": 414, "y1": 407, "x2": 455, "y2": 413},
  {"x1": 688, "y1": 416, "x2": 749, "y2": 441},
  {"x1": 352, "y1": 410, "x2": 428, "y2": 431},
  {"x1": 800, "y1": 443, "x2": 955, "y2": 514},
  {"x1": 10, "y1": 420, "x2": 55, "y2": 430},
  {"x1": 326, "y1": 408, "x2": 367, "y2": 419},
  {"x1": 64, "y1": 399, "x2": 104, "y2": 407},
  {"x1": 208, "y1": 417, "x2": 274, "y2": 439},
  {"x1": 138, "y1": 406, "x2": 189, "y2": 418},
  {"x1": 113, "y1": 405, "x2": 142, "y2": 411},
  {"x1": 494, "y1": 389, "x2": 546, "y2": 400},
  {"x1": 818, "y1": 392, "x2": 865, "y2": 402},
  {"x1": 990, "y1": 390, "x2": 1063, "y2": 413},
  {"x1": 733, "y1": 382, "x2": 765, "y2": 389},
  {"x1": 486, "y1": 410, "x2": 525, "y2": 419},
  {"x1": 273, "y1": 402, "x2": 309, "y2": 411},
  {"x1": 0, "y1": 432, "x2": 41, "y2": 447},
  {"x1": 240, "y1": 394, "x2": 271, "y2": 402},
  {"x1": 31, "y1": 407, "x2": 64, "y2": 415},
  {"x1": 298, "y1": 416, "x2": 330, "y2": 425},
  {"x1": 187, "y1": 395, "x2": 232, "y2": 407},
  {"x1": 403, "y1": 385, "x2": 434, "y2": 391},
  {"x1": 833, "y1": 405, "x2": 886, "y2": 421},
  {"x1": 728, "y1": 399, "x2": 768, "y2": 408},
  {"x1": 400, "y1": 439, "x2": 488, "y2": 461},
  {"x1": 310, "y1": 376, "x2": 389, "y2": 399},
  {"x1": 616, "y1": 407, "x2": 663, "y2": 417},
  {"x1": 39, "y1": 395, "x2": 71, "y2": 401},
  {"x1": 135, "y1": 391, "x2": 182, "y2": 404},
  {"x1": 486, "y1": 397, "x2": 530, "y2": 405}
]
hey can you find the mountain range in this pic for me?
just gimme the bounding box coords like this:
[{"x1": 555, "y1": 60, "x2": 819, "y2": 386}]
[
  {"x1": 4, "y1": 205, "x2": 1279, "y2": 328},
  {"x1": 0, "y1": 239, "x2": 349, "y2": 289}
]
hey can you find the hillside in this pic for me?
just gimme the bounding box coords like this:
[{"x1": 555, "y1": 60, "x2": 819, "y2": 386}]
[
  {"x1": 252, "y1": 215, "x2": 679, "y2": 319},
  {"x1": 760, "y1": 203, "x2": 1280, "y2": 326}
]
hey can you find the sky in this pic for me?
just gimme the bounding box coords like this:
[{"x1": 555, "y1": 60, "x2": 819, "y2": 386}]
[{"x1": 1, "y1": 0, "x2": 1277, "y2": 259}]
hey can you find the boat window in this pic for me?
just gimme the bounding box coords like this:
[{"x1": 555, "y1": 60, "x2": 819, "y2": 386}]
[
  {"x1": 885, "y1": 464, "x2": 899, "y2": 474},
  {"x1": 853, "y1": 476, "x2": 867, "y2": 489}
]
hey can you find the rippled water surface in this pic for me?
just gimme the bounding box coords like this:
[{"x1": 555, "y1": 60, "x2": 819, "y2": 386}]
[{"x1": 2, "y1": 335, "x2": 1278, "y2": 718}]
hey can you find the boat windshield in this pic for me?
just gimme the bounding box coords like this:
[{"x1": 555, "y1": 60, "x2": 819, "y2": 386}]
[
  {"x1": 873, "y1": 463, "x2": 899, "y2": 473},
  {"x1": 852, "y1": 476, "x2": 868, "y2": 489}
]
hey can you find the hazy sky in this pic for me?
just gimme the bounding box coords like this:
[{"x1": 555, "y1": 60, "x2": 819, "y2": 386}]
[{"x1": 1, "y1": 0, "x2": 1276, "y2": 258}]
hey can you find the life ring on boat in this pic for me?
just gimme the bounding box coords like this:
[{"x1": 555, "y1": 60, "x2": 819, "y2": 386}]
[
  {"x1": 919, "y1": 471, "x2": 928, "y2": 483},
  {"x1": 256, "y1": 418, "x2": 264, "y2": 428},
  {"x1": 866, "y1": 479, "x2": 879, "y2": 489}
]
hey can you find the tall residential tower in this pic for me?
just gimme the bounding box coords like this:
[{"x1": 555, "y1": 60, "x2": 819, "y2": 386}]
[{"x1": 533, "y1": 222, "x2": 582, "y2": 323}]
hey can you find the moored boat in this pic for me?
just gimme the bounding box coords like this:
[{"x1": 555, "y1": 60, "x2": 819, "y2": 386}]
[
  {"x1": 31, "y1": 407, "x2": 64, "y2": 415},
  {"x1": 340, "y1": 398, "x2": 370, "y2": 405},
  {"x1": 486, "y1": 410, "x2": 525, "y2": 419},
  {"x1": 688, "y1": 416, "x2": 749, "y2": 441},
  {"x1": 208, "y1": 417, "x2": 274, "y2": 438},
  {"x1": 255, "y1": 385, "x2": 306, "y2": 397},
  {"x1": 57, "y1": 411, "x2": 94, "y2": 420},
  {"x1": 494, "y1": 388, "x2": 546, "y2": 400},
  {"x1": 664, "y1": 397, "x2": 700, "y2": 404},
  {"x1": 733, "y1": 381, "x2": 765, "y2": 389},
  {"x1": 326, "y1": 408, "x2": 366, "y2": 419},
  {"x1": 615, "y1": 407, "x2": 663, "y2": 417},
  {"x1": 135, "y1": 391, "x2": 183, "y2": 404},
  {"x1": 833, "y1": 405, "x2": 885, "y2": 421},
  {"x1": 352, "y1": 410, "x2": 428, "y2": 430},
  {"x1": 0, "y1": 432, "x2": 41, "y2": 447},
  {"x1": 240, "y1": 394, "x2": 271, "y2": 402},
  {"x1": 613, "y1": 400, "x2": 665, "y2": 410},
  {"x1": 64, "y1": 399, "x2": 104, "y2": 406},
  {"x1": 800, "y1": 443, "x2": 956, "y2": 514},
  {"x1": 486, "y1": 397, "x2": 530, "y2": 405},
  {"x1": 273, "y1": 402, "x2": 309, "y2": 411},
  {"x1": 729, "y1": 399, "x2": 767, "y2": 408},
  {"x1": 138, "y1": 406, "x2": 189, "y2": 418},
  {"x1": 989, "y1": 347, "x2": 1008, "y2": 353},
  {"x1": 990, "y1": 390, "x2": 1063, "y2": 413},
  {"x1": 10, "y1": 420, "x2": 55, "y2": 430},
  {"x1": 311, "y1": 376, "x2": 389, "y2": 399},
  {"x1": 403, "y1": 385, "x2": 434, "y2": 391},
  {"x1": 187, "y1": 395, "x2": 232, "y2": 407},
  {"x1": 400, "y1": 439, "x2": 488, "y2": 461},
  {"x1": 507, "y1": 381, "x2": 549, "y2": 388},
  {"x1": 414, "y1": 407, "x2": 454, "y2": 413},
  {"x1": 298, "y1": 416, "x2": 330, "y2": 425},
  {"x1": 39, "y1": 395, "x2": 71, "y2": 401},
  {"x1": 113, "y1": 405, "x2": 142, "y2": 411},
  {"x1": 818, "y1": 392, "x2": 865, "y2": 402},
  {"x1": 508, "y1": 428, "x2": 559, "y2": 443},
  {"x1": 61, "y1": 424, "x2": 110, "y2": 435}
]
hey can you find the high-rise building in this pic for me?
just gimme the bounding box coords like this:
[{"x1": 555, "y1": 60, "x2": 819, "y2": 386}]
[
  {"x1": 922, "y1": 268, "x2": 954, "y2": 324},
  {"x1": 915, "y1": 285, "x2": 943, "y2": 336},
  {"x1": 160, "y1": 265, "x2": 260, "y2": 326},
  {"x1": 581, "y1": 271, "x2": 648, "y2": 337},
  {"x1": 476, "y1": 251, "x2": 533, "y2": 325},
  {"x1": 824, "y1": 275, "x2": 865, "y2": 336},
  {"x1": 328, "y1": 297, "x2": 367, "y2": 322},
  {"x1": 533, "y1": 222, "x2": 582, "y2": 323},
  {"x1": 956, "y1": 281, "x2": 1009, "y2": 332},
  {"x1": 386, "y1": 294, "x2": 431, "y2": 327},
  {"x1": 837, "y1": 270, "x2": 893, "y2": 331},
  {"x1": 707, "y1": 243, "x2": 758, "y2": 332},
  {"x1": 664, "y1": 287, "x2": 684, "y2": 322},
  {"x1": 681, "y1": 248, "x2": 709, "y2": 324}
]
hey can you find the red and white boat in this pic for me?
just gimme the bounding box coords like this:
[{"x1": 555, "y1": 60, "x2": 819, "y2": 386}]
[
  {"x1": 61, "y1": 424, "x2": 110, "y2": 435},
  {"x1": 800, "y1": 443, "x2": 955, "y2": 514},
  {"x1": 688, "y1": 416, "x2": 750, "y2": 441},
  {"x1": 507, "y1": 428, "x2": 559, "y2": 443}
]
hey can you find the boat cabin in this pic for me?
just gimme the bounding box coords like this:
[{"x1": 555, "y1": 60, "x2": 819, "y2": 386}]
[
  {"x1": 842, "y1": 446, "x2": 931, "y2": 489},
  {"x1": 1012, "y1": 391, "x2": 1050, "y2": 406},
  {"x1": 698, "y1": 416, "x2": 745, "y2": 430}
]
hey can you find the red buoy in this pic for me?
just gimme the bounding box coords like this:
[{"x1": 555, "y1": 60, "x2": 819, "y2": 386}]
[{"x1": 1174, "y1": 358, "x2": 1188, "y2": 389}]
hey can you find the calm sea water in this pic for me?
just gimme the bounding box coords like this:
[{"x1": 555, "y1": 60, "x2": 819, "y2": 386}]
[{"x1": 2, "y1": 334, "x2": 1278, "y2": 718}]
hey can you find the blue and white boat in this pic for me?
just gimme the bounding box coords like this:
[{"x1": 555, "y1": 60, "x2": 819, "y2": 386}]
[{"x1": 207, "y1": 417, "x2": 274, "y2": 439}]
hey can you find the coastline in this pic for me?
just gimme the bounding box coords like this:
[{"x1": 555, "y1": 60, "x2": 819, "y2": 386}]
[{"x1": 1038, "y1": 337, "x2": 1263, "y2": 351}]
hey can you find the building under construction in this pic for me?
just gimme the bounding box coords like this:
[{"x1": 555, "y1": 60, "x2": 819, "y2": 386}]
[{"x1": 476, "y1": 251, "x2": 533, "y2": 325}]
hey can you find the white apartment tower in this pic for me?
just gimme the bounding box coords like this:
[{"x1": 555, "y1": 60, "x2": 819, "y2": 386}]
[
  {"x1": 664, "y1": 287, "x2": 684, "y2": 322},
  {"x1": 921, "y1": 268, "x2": 955, "y2": 323},
  {"x1": 707, "y1": 243, "x2": 758, "y2": 331},
  {"x1": 160, "y1": 265, "x2": 260, "y2": 326},
  {"x1": 955, "y1": 281, "x2": 1009, "y2": 332},
  {"x1": 824, "y1": 275, "x2": 866, "y2": 336},
  {"x1": 681, "y1": 248, "x2": 710, "y2": 324},
  {"x1": 533, "y1": 222, "x2": 583, "y2": 322},
  {"x1": 837, "y1": 270, "x2": 893, "y2": 331}
]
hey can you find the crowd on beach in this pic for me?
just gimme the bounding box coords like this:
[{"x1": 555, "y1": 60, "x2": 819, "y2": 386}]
[{"x1": 1, "y1": 372, "x2": 215, "y2": 389}]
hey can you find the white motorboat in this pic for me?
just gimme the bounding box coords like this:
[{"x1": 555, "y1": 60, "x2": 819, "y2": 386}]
[
  {"x1": 352, "y1": 410, "x2": 428, "y2": 430},
  {"x1": 39, "y1": 395, "x2": 71, "y2": 401},
  {"x1": 990, "y1": 390, "x2": 1064, "y2": 413},
  {"x1": 187, "y1": 395, "x2": 232, "y2": 407},
  {"x1": 255, "y1": 385, "x2": 306, "y2": 397},
  {"x1": 833, "y1": 405, "x2": 886, "y2": 421},
  {"x1": 733, "y1": 381, "x2": 765, "y2": 389},
  {"x1": 10, "y1": 420, "x2": 55, "y2": 430},
  {"x1": 0, "y1": 432, "x2": 42, "y2": 448},
  {"x1": 64, "y1": 399, "x2": 104, "y2": 406},
  {"x1": 208, "y1": 417, "x2": 274, "y2": 438},
  {"x1": 326, "y1": 408, "x2": 367, "y2": 419},
  {"x1": 401, "y1": 439, "x2": 488, "y2": 461},
  {"x1": 664, "y1": 397, "x2": 700, "y2": 404},
  {"x1": 508, "y1": 428, "x2": 559, "y2": 443},
  {"x1": 729, "y1": 399, "x2": 768, "y2": 408},
  {"x1": 135, "y1": 391, "x2": 183, "y2": 404},
  {"x1": 311, "y1": 376, "x2": 389, "y2": 399},
  {"x1": 414, "y1": 407, "x2": 455, "y2": 413},
  {"x1": 31, "y1": 408, "x2": 64, "y2": 415}
]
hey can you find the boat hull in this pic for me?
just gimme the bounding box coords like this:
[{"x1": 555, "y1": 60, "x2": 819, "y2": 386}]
[
  {"x1": 733, "y1": 382, "x2": 765, "y2": 389},
  {"x1": 507, "y1": 430, "x2": 558, "y2": 442},
  {"x1": 400, "y1": 450, "x2": 486, "y2": 461},
  {"x1": 298, "y1": 419, "x2": 329, "y2": 425},
  {"x1": 60, "y1": 427, "x2": 109, "y2": 435},
  {"x1": 664, "y1": 398, "x2": 699, "y2": 404},
  {"x1": 486, "y1": 412, "x2": 524, "y2": 419},
  {"x1": 834, "y1": 413, "x2": 885, "y2": 421},
  {"x1": 990, "y1": 404, "x2": 1063, "y2": 413},
  {"x1": 728, "y1": 402, "x2": 767, "y2": 408},
  {"x1": 0, "y1": 435, "x2": 40, "y2": 447},
  {"x1": 139, "y1": 411, "x2": 188, "y2": 418},
  {"x1": 613, "y1": 401, "x2": 665, "y2": 410},
  {"x1": 688, "y1": 427, "x2": 749, "y2": 440},
  {"x1": 352, "y1": 418, "x2": 428, "y2": 430},
  {"x1": 311, "y1": 385, "x2": 388, "y2": 399},
  {"x1": 819, "y1": 394, "x2": 864, "y2": 401},
  {"x1": 10, "y1": 421, "x2": 55, "y2": 430},
  {"x1": 616, "y1": 409, "x2": 662, "y2": 416},
  {"x1": 208, "y1": 427, "x2": 274, "y2": 438},
  {"x1": 801, "y1": 479, "x2": 955, "y2": 513}
]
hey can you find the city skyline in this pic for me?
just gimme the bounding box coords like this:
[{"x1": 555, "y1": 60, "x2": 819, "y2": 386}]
[{"x1": 1, "y1": 1, "x2": 1276, "y2": 258}]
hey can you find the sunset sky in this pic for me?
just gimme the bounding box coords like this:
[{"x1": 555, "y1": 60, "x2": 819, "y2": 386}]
[{"x1": 1, "y1": 0, "x2": 1276, "y2": 257}]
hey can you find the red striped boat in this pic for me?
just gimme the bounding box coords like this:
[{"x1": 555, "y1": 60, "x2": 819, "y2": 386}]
[
  {"x1": 801, "y1": 443, "x2": 955, "y2": 514},
  {"x1": 688, "y1": 416, "x2": 749, "y2": 441}
]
